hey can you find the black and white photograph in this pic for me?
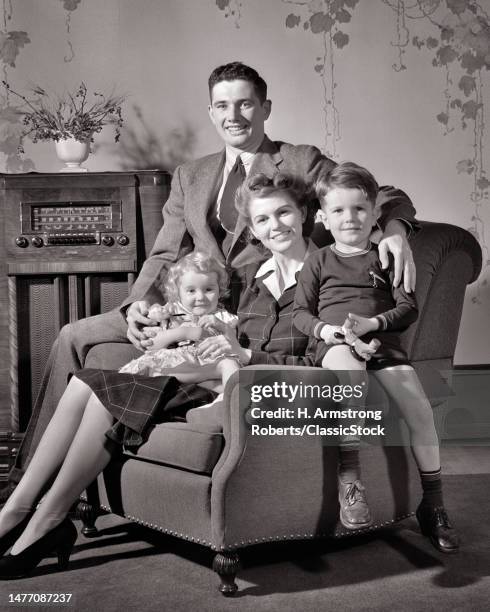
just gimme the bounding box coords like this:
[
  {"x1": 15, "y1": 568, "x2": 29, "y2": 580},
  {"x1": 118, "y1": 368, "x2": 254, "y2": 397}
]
[{"x1": 0, "y1": 1, "x2": 489, "y2": 610}]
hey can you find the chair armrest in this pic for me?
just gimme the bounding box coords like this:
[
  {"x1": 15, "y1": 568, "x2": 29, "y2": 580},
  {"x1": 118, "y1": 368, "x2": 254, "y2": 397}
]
[
  {"x1": 210, "y1": 366, "x2": 338, "y2": 549},
  {"x1": 209, "y1": 365, "x2": 417, "y2": 549},
  {"x1": 402, "y1": 221, "x2": 482, "y2": 361}
]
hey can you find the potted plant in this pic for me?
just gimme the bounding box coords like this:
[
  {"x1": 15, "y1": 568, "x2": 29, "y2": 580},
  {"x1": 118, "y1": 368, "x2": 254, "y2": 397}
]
[{"x1": 2, "y1": 81, "x2": 125, "y2": 171}]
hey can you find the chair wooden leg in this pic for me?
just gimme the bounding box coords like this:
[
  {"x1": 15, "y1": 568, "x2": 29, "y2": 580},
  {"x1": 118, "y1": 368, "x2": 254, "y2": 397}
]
[
  {"x1": 213, "y1": 551, "x2": 240, "y2": 596},
  {"x1": 76, "y1": 499, "x2": 100, "y2": 538}
]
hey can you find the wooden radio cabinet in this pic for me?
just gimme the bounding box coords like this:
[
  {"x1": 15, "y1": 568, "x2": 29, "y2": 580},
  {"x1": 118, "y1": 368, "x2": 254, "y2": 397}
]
[{"x1": 0, "y1": 171, "x2": 170, "y2": 432}]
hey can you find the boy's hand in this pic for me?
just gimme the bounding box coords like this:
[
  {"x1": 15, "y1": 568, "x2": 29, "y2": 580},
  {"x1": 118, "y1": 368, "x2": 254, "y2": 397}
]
[
  {"x1": 320, "y1": 324, "x2": 345, "y2": 345},
  {"x1": 345, "y1": 313, "x2": 379, "y2": 337}
]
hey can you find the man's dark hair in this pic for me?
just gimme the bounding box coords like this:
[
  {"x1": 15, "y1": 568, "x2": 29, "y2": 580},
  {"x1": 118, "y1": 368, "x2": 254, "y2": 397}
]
[{"x1": 208, "y1": 62, "x2": 268, "y2": 103}]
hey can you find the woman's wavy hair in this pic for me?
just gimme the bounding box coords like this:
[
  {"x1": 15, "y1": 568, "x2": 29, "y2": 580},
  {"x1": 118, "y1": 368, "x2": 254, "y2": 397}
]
[
  {"x1": 159, "y1": 251, "x2": 230, "y2": 305},
  {"x1": 234, "y1": 172, "x2": 318, "y2": 241}
]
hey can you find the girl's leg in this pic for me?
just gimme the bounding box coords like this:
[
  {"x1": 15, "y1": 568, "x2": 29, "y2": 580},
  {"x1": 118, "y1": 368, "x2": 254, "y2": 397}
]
[
  {"x1": 322, "y1": 345, "x2": 371, "y2": 529},
  {"x1": 11, "y1": 392, "x2": 115, "y2": 555},
  {"x1": 216, "y1": 358, "x2": 240, "y2": 388},
  {"x1": 0, "y1": 377, "x2": 92, "y2": 538},
  {"x1": 372, "y1": 365, "x2": 459, "y2": 552}
]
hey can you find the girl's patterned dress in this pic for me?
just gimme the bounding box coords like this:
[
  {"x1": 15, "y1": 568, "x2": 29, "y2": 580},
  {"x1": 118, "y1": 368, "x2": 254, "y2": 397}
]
[{"x1": 118, "y1": 303, "x2": 238, "y2": 377}]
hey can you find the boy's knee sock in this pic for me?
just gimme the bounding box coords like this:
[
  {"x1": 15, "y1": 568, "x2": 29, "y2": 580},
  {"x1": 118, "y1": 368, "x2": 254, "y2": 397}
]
[
  {"x1": 338, "y1": 447, "x2": 361, "y2": 483},
  {"x1": 419, "y1": 468, "x2": 443, "y2": 508}
]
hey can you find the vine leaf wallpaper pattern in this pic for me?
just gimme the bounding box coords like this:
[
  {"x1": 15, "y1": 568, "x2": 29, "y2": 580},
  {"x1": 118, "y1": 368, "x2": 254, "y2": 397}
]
[
  {"x1": 60, "y1": 0, "x2": 81, "y2": 63},
  {"x1": 282, "y1": 0, "x2": 359, "y2": 159},
  {"x1": 215, "y1": 0, "x2": 489, "y2": 297},
  {"x1": 0, "y1": 29, "x2": 29, "y2": 68},
  {"x1": 0, "y1": 0, "x2": 33, "y2": 171},
  {"x1": 215, "y1": 0, "x2": 243, "y2": 27},
  {"x1": 381, "y1": 0, "x2": 489, "y2": 299},
  {"x1": 0, "y1": 0, "x2": 488, "y2": 295}
]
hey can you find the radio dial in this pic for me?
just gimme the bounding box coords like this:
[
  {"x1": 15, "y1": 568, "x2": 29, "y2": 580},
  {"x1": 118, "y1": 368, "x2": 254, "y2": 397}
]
[
  {"x1": 117, "y1": 234, "x2": 129, "y2": 246},
  {"x1": 31, "y1": 236, "x2": 44, "y2": 248},
  {"x1": 15, "y1": 236, "x2": 29, "y2": 248},
  {"x1": 102, "y1": 235, "x2": 114, "y2": 246}
]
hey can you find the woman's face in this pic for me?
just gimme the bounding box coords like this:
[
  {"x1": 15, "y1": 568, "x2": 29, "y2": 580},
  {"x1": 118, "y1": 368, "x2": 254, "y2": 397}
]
[{"x1": 248, "y1": 192, "x2": 306, "y2": 255}]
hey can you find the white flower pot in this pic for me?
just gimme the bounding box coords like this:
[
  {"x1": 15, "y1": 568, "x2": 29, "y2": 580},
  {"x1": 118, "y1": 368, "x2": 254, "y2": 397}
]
[{"x1": 55, "y1": 137, "x2": 91, "y2": 172}]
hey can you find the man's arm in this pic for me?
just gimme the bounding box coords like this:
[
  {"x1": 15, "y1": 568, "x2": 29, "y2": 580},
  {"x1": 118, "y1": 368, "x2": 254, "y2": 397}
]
[
  {"x1": 120, "y1": 165, "x2": 195, "y2": 348},
  {"x1": 121, "y1": 165, "x2": 194, "y2": 310},
  {"x1": 376, "y1": 185, "x2": 418, "y2": 231}
]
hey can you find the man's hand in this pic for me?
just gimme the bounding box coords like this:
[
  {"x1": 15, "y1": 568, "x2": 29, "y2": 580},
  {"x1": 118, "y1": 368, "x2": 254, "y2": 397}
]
[
  {"x1": 126, "y1": 300, "x2": 159, "y2": 350},
  {"x1": 378, "y1": 220, "x2": 416, "y2": 292}
]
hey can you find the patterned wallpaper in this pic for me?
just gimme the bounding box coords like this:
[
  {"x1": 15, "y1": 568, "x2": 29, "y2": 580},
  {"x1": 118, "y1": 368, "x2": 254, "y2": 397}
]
[{"x1": 0, "y1": 0, "x2": 489, "y2": 361}]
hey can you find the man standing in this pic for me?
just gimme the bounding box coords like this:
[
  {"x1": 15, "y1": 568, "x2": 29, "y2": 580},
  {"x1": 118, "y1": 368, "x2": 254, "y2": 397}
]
[{"x1": 2, "y1": 61, "x2": 416, "y2": 498}]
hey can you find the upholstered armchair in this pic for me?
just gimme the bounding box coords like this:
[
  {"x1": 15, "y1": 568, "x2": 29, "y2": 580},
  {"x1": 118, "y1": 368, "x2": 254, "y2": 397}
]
[{"x1": 81, "y1": 221, "x2": 481, "y2": 595}]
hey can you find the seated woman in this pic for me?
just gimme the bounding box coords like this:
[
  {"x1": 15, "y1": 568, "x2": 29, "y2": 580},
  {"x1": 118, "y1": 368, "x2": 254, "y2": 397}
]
[{"x1": 0, "y1": 172, "x2": 320, "y2": 579}]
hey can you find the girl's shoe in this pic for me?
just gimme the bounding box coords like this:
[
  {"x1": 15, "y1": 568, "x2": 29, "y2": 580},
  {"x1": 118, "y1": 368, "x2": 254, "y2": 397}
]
[
  {"x1": 0, "y1": 518, "x2": 77, "y2": 579},
  {"x1": 0, "y1": 515, "x2": 32, "y2": 557}
]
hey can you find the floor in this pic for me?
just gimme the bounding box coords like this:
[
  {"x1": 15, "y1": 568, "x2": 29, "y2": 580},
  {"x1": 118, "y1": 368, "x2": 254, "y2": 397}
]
[{"x1": 440, "y1": 444, "x2": 490, "y2": 475}]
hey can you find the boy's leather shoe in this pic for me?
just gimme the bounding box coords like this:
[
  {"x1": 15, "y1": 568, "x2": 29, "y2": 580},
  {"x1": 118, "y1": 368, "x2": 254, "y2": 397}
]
[
  {"x1": 338, "y1": 478, "x2": 373, "y2": 530},
  {"x1": 416, "y1": 503, "x2": 460, "y2": 554}
]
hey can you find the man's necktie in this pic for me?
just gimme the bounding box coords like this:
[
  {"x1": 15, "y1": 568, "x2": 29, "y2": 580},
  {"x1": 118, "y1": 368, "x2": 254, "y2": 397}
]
[{"x1": 219, "y1": 155, "x2": 246, "y2": 234}]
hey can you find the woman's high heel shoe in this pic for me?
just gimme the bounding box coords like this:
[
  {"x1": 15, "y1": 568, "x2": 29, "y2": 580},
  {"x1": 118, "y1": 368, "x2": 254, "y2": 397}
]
[
  {"x1": 0, "y1": 518, "x2": 77, "y2": 579},
  {"x1": 0, "y1": 515, "x2": 33, "y2": 557}
]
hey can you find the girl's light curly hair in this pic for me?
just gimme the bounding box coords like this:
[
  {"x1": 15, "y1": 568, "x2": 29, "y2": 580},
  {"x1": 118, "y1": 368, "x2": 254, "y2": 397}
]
[{"x1": 161, "y1": 251, "x2": 230, "y2": 304}]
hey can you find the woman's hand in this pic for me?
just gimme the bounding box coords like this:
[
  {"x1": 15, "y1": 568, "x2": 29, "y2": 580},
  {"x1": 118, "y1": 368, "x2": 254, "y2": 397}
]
[
  {"x1": 196, "y1": 328, "x2": 250, "y2": 365},
  {"x1": 345, "y1": 313, "x2": 379, "y2": 337},
  {"x1": 198, "y1": 314, "x2": 227, "y2": 334},
  {"x1": 143, "y1": 325, "x2": 203, "y2": 351}
]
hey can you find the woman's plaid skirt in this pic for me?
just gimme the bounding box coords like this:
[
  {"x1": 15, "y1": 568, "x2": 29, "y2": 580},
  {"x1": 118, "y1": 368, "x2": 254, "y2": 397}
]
[{"x1": 74, "y1": 368, "x2": 217, "y2": 448}]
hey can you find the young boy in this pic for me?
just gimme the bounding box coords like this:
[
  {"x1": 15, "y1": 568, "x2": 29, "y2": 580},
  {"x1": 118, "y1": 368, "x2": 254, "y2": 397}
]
[{"x1": 293, "y1": 163, "x2": 459, "y2": 552}]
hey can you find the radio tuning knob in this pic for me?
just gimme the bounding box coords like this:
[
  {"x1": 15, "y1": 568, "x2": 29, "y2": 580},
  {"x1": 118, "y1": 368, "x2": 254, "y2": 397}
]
[
  {"x1": 31, "y1": 236, "x2": 44, "y2": 248},
  {"x1": 117, "y1": 234, "x2": 129, "y2": 246},
  {"x1": 15, "y1": 236, "x2": 29, "y2": 248},
  {"x1": 102, "y1": 235, "x2": 114, "y2": 246}
]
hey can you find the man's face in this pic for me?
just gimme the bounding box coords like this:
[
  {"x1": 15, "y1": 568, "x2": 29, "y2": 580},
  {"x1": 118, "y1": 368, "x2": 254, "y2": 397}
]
[{"x1": 208, "y1": 79, "x2": 271, "y2": 150}]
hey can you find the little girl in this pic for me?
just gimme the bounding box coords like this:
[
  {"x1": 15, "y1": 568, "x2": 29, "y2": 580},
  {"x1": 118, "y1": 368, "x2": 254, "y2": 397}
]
[{"x1": 119, "y1": 251, "x2": 240, "y2": 388}]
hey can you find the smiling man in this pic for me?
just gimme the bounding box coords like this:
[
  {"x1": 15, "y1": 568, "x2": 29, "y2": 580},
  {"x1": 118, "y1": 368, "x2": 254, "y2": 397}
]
[{"x1": 2, "y1": 61, "x2": 417, "y2": 500}]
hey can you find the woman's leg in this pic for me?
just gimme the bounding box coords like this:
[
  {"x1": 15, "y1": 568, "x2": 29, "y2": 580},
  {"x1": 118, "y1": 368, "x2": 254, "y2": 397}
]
[
  {"x1": 11, "y1": 392, "x2": 115, "y2": 555},
  {"x1": 0, "y1": 377, "x2": 92, "y2": 538}
]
